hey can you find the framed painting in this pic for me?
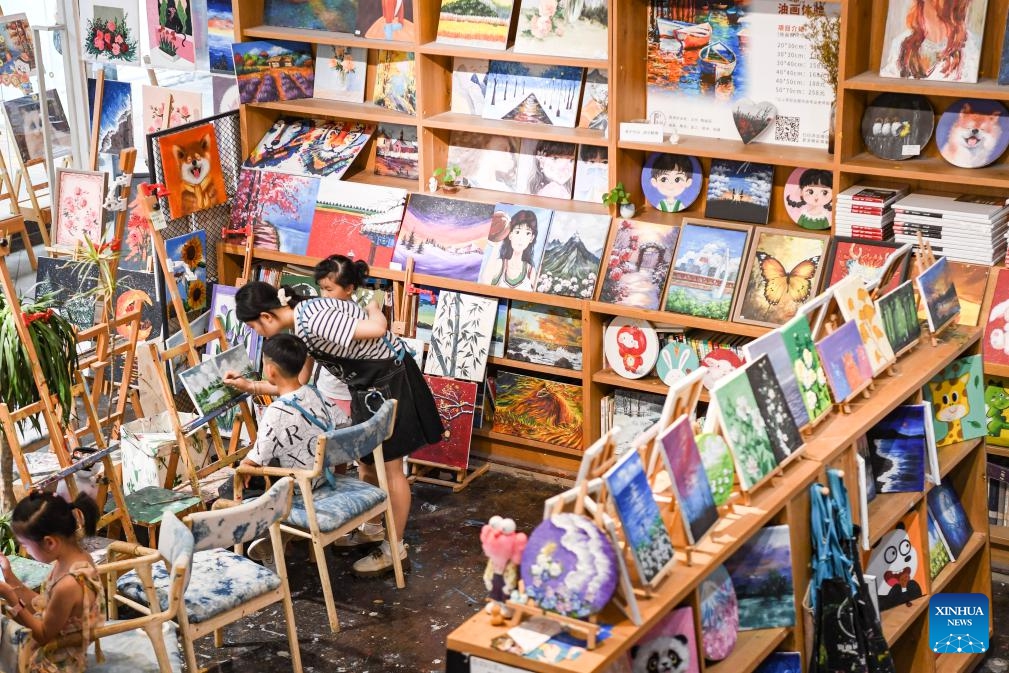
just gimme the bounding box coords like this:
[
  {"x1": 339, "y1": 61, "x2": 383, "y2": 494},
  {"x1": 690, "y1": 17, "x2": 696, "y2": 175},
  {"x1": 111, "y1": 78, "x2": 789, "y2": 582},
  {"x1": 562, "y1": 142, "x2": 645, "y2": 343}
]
[
  {"x1": 164, "y1": 230, "x2": 208, "y2": 314},
  {"x1": 832, "y1": 274, "x2": 895, "y2": 374},
  {"x1": 145, "y1": 0, "x2": 196, "y2": 69},
  {"x1": 306, "y1": 180, "x2": 406, "y2": 268},
  {"x1": 54, "y1": 169, "x2": 107, "y2": 251},
  {"x1": 824, "y1": 237, "x2": 905, "y2": 292},
  {"x1": 232, "y1": 40, "x2": 314, "y2": 104},
  {"x1": 391, "y1": 194, "x2": 493, "y2": 281},
  {"x1": 916, "y1": 256, "x2": 960, "y2": 334},
  {"x1": 231, "y1": 168, "x2": 320, "y2": 256},
  {"x1": 492, "y1": 372, "x2": 583, "y2": 450},
  {"x1": 723, "y1": 524, "x2": 795, "y2": 630},
  {"x1": 664, "y1": 218, "x2": 751, "y2": 322},
  {"x1": 535, "y1": 211, "x2": 610, "y2": 298},
  {"x1": 658, "y1": 416, "x2": 718, "y2": 545},
  {"x1": 410, "y1": 376, "x2": 478, "y2": 470},
  {"x1": 815, "y1": 320, "x2": 873, "y2": 405},
  {"x1": 80, "y1": 0, "x2": 140, "y2": 63},
  {"x1": 424, "y1": 291, "x2": 497, "y2": 382},
  {"x1": 598, "y1": 219, "x2": 678, "y2": 310},
  {"x1": 157, "y1": 123, "x2": 227, "y2": 218},
  {"x1": 732, "y1": 228, "x2": 830, "y2": 328}
]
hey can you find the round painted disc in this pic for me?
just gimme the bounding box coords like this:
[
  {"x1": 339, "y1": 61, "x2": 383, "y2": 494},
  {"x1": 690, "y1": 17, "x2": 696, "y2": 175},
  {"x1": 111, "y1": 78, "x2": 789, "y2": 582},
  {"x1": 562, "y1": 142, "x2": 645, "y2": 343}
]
[
  {"x1": 699, "y1": 564, "x2": 739, "y2": 660},
  {"x1": 519, "y1": 513, "x2": 619, "y2": 618},
  {"x1": 860, "y1": 93, "x2": 934, "y2": 161},
  {"x1": 695, "y1": 433, "x2": 735, "y2": 506},
  {"x1": 603, "y1": 316, "x2": 660, "y2": 379},
  {"x1": 936, "y1": 98, "x2": 1009, "y2": 168},
  {"x1": 699, "y1": 348, "x2": 744, "y2": 390},
  {"x1": 655, "y1": 341, "x2": 700, "y2": 385},
  {"x1": 640, "y1": 153, "x2": 703, "y2": 213},
  {"x1": 783, "y1": 166, "x2": 834, "y2": 230}
]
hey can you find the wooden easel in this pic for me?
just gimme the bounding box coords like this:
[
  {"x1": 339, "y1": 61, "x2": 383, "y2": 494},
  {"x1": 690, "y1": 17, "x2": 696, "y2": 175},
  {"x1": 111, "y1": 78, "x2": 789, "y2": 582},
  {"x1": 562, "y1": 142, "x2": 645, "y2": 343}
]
[
  {"x1": 868, "y1": 243, "x2": 919, "y2": 360},
  {"x1": 912, "y1": 233, "x2": 956, "y2": 346}
]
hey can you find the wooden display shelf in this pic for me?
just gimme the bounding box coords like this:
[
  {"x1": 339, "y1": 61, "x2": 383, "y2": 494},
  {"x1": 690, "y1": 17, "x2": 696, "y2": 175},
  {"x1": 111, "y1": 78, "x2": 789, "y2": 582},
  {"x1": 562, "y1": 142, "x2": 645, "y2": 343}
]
[
  {"x1": 868, "y1": 492, "x2": 923, "y2": 547},
  {"x1": 436, "y1": 185, "x2": 611, "y2": 215},
  {"x1": 939, "y1": 438, "x2": 985, "y2": 479},
  {"x1": 587, "y1": 301, "x2": 770, "y2": 338},
  {"x1": 704, "y1": 628, "x2": 790, "y2": 673},
  {"x1": 840, "y1": 153, "x2": 1009, "y2": 189},
  {"x1": 989, "y1": 525, "x2": 1009, "y2": 548},
  {"x1": 422, "y1": 112, "x2": 609, "y2": 146},
  {"x1": 342, "y1": 170, "x2": 418, "y2": 192},
  {"x1": 447, "y1": 457, "x2": 822, "y2": 673},
  {"x1": 843, "y1": 72, "x2": 1009, "y2": 101},
  {"x1": 882, "y1": 598, "x2": 929, "y2": 645},
  {"x1": 618, "y1": 136, "x2": 835, "y2": 170},
  {"x1": 987, "y1": 445, "x2": 1009, "y2": 459},
  {"x1": 591, "y1": 369, "x2": 711, "y2": 402},
  {"x1": 931, "y1": 532, "x2": 987, "y2": 594},
  {"x1": 418, "y1": 41, "x2": 607, "y2": 69},
  {"x1": 487, "y1": 356, "x2": 583, "y2": 381},
  {"x1": 471, "y1": 428, "x2": 584, "y2": 458},
  {"x1": 935, "y1": 651, "x2": 987, "y2": 673},
  {"x1": 241, "y1": 24, "x2": 416, "y2": 50},
  {"x1": 249, "y1": 98, "x2": 417, "y2": 125},
  {"x1": 984, "y1": 361, "x2": 1009, "y2": 379}
]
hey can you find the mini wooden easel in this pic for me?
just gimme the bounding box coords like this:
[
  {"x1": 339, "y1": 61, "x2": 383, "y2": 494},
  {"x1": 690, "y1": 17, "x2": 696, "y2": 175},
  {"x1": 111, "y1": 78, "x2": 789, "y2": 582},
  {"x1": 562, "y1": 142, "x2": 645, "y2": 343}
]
[
  {"x1": 912, "y1": 233, "x2": 956, "y2": 346},
  {"x1": 868, "y1": 243, "x2": 918, "y2": 359}
]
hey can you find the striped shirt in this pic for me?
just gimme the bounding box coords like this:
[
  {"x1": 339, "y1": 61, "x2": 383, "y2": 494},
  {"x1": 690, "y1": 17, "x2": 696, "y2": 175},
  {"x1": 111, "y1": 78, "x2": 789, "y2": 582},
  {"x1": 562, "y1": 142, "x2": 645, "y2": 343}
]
[{"x1": 293, "y1": 297, "x2": 395, "y2": 361}]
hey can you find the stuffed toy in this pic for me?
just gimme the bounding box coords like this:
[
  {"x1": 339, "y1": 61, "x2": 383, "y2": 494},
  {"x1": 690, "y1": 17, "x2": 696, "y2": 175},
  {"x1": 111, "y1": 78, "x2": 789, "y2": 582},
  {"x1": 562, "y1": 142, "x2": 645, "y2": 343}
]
[{"x1": 481, "y1": 515, "x2": 527, "y2": 617}]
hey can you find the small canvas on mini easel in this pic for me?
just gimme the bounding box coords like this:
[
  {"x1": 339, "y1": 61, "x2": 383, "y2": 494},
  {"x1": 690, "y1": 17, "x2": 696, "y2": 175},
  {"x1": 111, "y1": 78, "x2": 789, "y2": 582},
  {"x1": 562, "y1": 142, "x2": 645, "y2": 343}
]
[
  {"x1": 704, "y1": 159, "x2": 773, "y2": 225},
  {"x1": 314, "y1": 45, "x2": 367, "y2": 103},
  {"x1": 306, "y1": 179, "x2": 407, "y2": 269},
  {"x1": 232, "y1": 41, "x2": 314, "y2": 103},
  {"x1": 626, "y1": 606, "x2": 699, "y2": 673},
  {"x1": 658, "y1": 416, "x2": 718, "y2": 545},
  {"x1": 723, "y1": 524, "x2": 795, "y2": 629},
  {"x1": 604, "y1": 449, "x2": 675, "y2": 586},
  {"x1": 745, "y1": 355, "x2": 803, "y2": 461},
  {"x1": 492, "y1": 372, "x2": 583, "y2": 450},
  {"x1": 535, "y1": 211, "x2": 609, "y2": 298},
  {"x1": 3, "y1": 91, "x2": 73, "y2": 162},
  {"x1": 866, "y1": 510, "x2": 927, "y2": 611},
  {"x1": 710, "y1": 367, "x2": 778, "y2": 491},
  {"x1": 179, "y1": 344, "x2": 255, "y2": 417},
  {"x1": 373, "y1": 50, "x2": 416, "y2": 115},
  {"x1": 0, "y1": 15, "x2": 35, "y2": 92},
  {"x1": 80, "y1": 0, "x2": 140, "y2": 63},
  {"x1": 231, "y1": 168, "x2": 320, "y2": 256},
  {"x1": 825, "y1": 238, "x2": 905, "y2": 293},
  {"x1": 391, "y1": 194, "x2": 493, "y2": 282},
  {"x1": 815, "y1": 320, "x2": 873, "y2": 405},
  {"x1": 926, "y1": 479, "x2": 973, "y2": 559},
  {"x1": 146, "y1": 0, "x2": 196, "y2": 69},
  {"x1": 506, "y1": 301, "x2": 583, "y2": 370},
  {"x1": 598, "y1": 220, "x2": 678, "y2": 310},
  {"x1": 696, "y1": 433, "x2": 735, "y2": 507},
  {"x1": 424, "y1": 291, "x2": 497, "y2": 382},
  {"x1": 513, "y1": 0, "x2": 608, "y2": 59},
  {"x1": 876, "y1": 280, "x2": 921, "y2": 356},
  {"x1": 780, "y1": 314, "x2": 832, "y2": 424},
  {"x1": 832, "y1": 274, "x2": 895, "y2": 374},
  {"x1": 743, "y1": 329, "x2": 810, "y2": 428},
  {"x1": 411, "y1": 375, "x2": 478, "y2": 470},
  {"x1": 916, "y1": 257, "x2": 960, "y2": 334},
  {"x1": 481, "y1": 62, "x2": 584, "y2": 128},
  {"x1": 54, "y1": 169, "x2": 107, "y2": 251},
  {"x1": 140, "y1": 85, "x2": 201, "y2": 133},
  {"x1": 866, "y1": 404, "x2": 929, "y2": 493},
  {"x1": 923, "y1": 354, "x2": 985, "y2": 447},
  {"x1": 157, "y1": 123, "x2": 227, "y2": 218},
  {"x1": 164, "y1": 230, "x2": 208, "y2": 314}
]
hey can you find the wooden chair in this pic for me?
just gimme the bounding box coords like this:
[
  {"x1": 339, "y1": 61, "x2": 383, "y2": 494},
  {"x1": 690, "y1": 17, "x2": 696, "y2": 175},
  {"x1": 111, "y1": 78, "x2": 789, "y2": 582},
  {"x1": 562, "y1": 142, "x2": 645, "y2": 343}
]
[
  {"x1": 236, "y1": 399, "x2": 403, "y2": 633},
  {"x1": 115, "y1": 478, "x2": 302, "y2": 673}
]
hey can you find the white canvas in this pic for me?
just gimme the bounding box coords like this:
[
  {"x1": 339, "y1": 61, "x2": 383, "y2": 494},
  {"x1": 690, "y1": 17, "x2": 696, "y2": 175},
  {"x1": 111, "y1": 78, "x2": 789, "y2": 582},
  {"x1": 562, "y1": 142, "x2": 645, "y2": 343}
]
[
  {"x1": 424, "y1": 291, "x2": 497, "y2": 382},
  {"x1": 314, "y1": 45, "x2": 367, "y2": 103}
]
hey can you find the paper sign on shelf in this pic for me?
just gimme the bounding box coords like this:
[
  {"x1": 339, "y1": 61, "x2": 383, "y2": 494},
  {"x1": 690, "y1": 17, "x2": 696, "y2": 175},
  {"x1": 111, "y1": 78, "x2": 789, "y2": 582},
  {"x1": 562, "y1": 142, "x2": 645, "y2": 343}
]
[
  {"x1": 619, "y1": 122, "x2": 664, "y2": 144},
  {"x1": 469, "y1": 656, "x2": 531, "y2": 673}
]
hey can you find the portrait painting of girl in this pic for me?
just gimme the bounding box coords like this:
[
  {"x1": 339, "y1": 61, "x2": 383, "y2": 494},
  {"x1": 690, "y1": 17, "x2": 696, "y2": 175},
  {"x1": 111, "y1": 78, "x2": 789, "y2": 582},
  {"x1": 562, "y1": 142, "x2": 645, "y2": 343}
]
[
  {"x1": 879, "y1": 0, "x2": 986, "y2": 83},
  {"x1": 478, "y1": 204, "x2": 552, "y2": 291},
  {"x1": 783, "y1": 168, "x2": 833, "y2": 230}
]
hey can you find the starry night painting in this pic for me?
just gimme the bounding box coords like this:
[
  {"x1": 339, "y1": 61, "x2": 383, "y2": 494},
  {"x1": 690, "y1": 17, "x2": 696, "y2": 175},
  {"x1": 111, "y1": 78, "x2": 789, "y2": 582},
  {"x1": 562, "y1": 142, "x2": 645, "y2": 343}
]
[
  {"x1": 867, "y1": 404, "x2": 928, "y2": 493},
  {"x1": 926, "y1": 479, "x2": 973, "y2": 559},
  {"x1": 87, "y1": 78, "x2": 134, "y2": 157},
  {"x1": 724, "y1": 524, "x2": 795, "y2": 630},
  {"x1": 391, "y1": 194, "x2": 493, "y2": 282},
  {"x1": 704, "y1": 159, "x2": 773, "y2": 225},
  {"x1": 481, "y1": 61, "x2": 585, "y2": 128}
]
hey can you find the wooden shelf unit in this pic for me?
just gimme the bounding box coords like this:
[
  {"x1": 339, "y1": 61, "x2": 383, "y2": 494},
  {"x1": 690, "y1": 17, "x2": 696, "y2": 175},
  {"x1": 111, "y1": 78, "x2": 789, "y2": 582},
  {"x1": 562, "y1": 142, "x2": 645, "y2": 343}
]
[{"x1": 227, "y1": 0, "x2": 997, "y2": 670}]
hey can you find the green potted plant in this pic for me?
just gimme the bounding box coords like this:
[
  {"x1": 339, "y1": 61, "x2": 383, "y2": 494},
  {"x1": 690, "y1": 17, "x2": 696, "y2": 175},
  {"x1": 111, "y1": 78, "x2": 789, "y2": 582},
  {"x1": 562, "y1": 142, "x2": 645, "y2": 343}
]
[
  {"x1": 431, "y1": 165, "x2": 464, "y2": 194},
  {"x1": 602, "y1": 182, "x2": 635, "y2": 218}
]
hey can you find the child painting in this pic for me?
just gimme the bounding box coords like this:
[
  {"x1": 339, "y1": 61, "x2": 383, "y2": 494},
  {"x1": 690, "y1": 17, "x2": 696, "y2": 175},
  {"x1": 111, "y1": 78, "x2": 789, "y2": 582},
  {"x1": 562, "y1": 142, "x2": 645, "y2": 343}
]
[
  {"x1": 880, "y1": 0, "x2": 983, "y2": 83},
  {"x1": 645, "y1": 154, "x2": 697, "y2": 213},
  {"x1": 784, "y1": 168, "x2": 833, "y2": 230}
]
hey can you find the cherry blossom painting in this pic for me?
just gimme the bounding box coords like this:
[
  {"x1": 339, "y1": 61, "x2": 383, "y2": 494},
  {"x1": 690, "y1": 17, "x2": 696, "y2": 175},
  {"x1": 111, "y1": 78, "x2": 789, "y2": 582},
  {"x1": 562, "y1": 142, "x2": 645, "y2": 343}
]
[
  {"x1": 231, "y1": 168, "x2": 321, "y2": 256},
  {"x1": 410, "y1": 376, "x2": 478, "y2": 470},
  {"x1": 54, "y1": 169, "x2": 107, "y2": 251},
  {"x1": 141, "y1": 85, "x2": 201, "y2": 133}
]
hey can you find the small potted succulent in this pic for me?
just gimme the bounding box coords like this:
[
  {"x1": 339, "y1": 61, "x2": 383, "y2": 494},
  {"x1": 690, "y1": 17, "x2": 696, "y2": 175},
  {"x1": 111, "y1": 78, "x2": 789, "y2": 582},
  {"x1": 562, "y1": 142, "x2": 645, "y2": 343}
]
[
  {"x1": 603, "y1": 182, "x2": 636, "y2": 218},
  {"x1": 430, "y1": 164, "x2": 464, "y2": 194}
]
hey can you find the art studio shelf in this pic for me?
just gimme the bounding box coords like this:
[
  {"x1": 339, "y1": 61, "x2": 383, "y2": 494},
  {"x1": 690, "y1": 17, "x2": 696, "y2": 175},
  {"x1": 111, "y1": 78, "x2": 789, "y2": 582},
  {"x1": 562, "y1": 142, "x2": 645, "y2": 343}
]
[
  {"x1": 843, "y1": 72, "x2": 1009, "y2": 102},
  {"x1": 618, "y1": 136, "x2": 835, "y2": 170}
]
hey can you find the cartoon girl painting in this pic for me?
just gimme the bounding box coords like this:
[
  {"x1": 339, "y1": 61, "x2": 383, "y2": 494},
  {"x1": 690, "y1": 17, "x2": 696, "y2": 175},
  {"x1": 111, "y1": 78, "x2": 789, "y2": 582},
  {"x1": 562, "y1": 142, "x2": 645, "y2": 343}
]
[
  {"x1": 880, "y1": 0, "x2": 982, "y2": 83},
  {"x1": 785, "y1": 169, "x2": 833, "y2": 230},
  {"x1": 479, "y1": 209, "x2": 540, "y2": 291},
  {"x1": 526, "y1": 140, "x2": 576, "y2": 198}
]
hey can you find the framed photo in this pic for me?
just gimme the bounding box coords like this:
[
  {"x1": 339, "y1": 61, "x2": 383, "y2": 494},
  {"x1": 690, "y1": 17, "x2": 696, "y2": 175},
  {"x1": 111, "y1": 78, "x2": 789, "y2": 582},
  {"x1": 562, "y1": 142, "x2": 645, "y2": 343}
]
[
  {"x1": 732, "y1": 227, "x2": 830, "y2": 328},
  {"x1": 824, "y1": 237, "x2": 906, "y2": 293},
  {"x1": 53, "y1": 169, "x2": 108, "y2": 251},
  {"x1": 663, "y1": 218, "x2": 751, "y2": 322}
]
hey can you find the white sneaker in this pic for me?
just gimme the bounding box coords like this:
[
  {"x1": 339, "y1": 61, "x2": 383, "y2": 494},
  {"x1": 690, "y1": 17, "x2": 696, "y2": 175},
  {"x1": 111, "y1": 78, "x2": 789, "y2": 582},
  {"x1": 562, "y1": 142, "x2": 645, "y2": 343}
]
[
  {"x1": 333, "y1": 524, "x2": 386, "y2": 548},
  {"x1": 352, "y1": 540, "x2": 409, "y2": 577},
  {"x1": 247, "y1": 537, "x2": 275, "y2": 571}
]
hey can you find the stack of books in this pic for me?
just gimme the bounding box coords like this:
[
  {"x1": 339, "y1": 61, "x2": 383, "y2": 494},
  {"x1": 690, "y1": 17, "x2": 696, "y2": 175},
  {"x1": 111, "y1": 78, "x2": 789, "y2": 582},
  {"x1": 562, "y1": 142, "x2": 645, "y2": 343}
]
[
  {"x1": 835, "y1": 184, "x2": 909, "y2": 240},
  {"x1": 892, "y1": 192, "x2": 1008, "y2": 265},
  {"x1": 669, "y1": 330, "x2": 751, "y2": 361},
  {"x1": 988, "y1": 456, "x2": 1009, "y2": 527}
]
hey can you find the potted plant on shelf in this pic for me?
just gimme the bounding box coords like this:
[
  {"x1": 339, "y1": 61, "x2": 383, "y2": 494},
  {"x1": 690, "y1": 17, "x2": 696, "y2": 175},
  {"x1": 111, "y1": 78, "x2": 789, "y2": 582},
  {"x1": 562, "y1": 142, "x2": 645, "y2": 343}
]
[
  {"x1": 603, "y1": 182, "x2": 636, "y2": 218},
  {"x1": 431, "y1": 165, "x2": 465, "y2": 194}
]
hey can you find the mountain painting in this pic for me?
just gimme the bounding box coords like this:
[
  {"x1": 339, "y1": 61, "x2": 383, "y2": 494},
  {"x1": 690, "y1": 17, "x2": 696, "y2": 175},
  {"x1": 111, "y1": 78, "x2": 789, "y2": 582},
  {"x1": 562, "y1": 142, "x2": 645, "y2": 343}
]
[
  {"x1": 724, "y1": 524, "x2": 795, "y2": 630},
  {"x1": 87, "y1": 78, "x2": 134, "y2": 158},
  {"x1": 535, "y1": 211, "x2": 610, "y2": 298},
  {"x1": 305, "y1": 179, "x2": 407, "y2": 268},
  {"x1": 392, "y1": 194, "x2": 493, "y2": 282},
  {"x1": 482, "y1": 61, "x2": 585, "y2": 128},
  {"x1": 492, "y1": 371, "x2": 583, "y2": 450},
  {"x1": 867, "y1": 404, "x2": 928, "y2": 493},
  {"x1": 505, "y1": 301, "x2": 582, "y2": 370}
]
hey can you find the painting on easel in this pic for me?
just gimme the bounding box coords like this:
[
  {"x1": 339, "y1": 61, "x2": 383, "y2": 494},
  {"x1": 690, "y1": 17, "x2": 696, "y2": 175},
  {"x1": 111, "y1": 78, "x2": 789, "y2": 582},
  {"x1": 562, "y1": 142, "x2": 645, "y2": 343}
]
[
  {"x1": 53, "y1": 169, "x2": 107, "y2": 251},
  {"x1": 3, "y1": 91, "x2": 73, "y2": 163}
]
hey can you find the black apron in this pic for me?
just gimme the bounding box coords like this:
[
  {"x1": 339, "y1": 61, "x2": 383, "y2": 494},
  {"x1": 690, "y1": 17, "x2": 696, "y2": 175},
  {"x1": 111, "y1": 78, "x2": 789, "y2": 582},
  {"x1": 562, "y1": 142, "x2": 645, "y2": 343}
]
[{"x1": 301, "y1": 331, "x2": 444, "y2": 463}]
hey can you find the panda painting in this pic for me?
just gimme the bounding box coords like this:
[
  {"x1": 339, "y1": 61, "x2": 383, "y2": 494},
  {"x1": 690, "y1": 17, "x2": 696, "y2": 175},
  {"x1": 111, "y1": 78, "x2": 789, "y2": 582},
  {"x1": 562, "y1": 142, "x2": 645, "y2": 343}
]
[
  {"x1": 866, "y1": 521, "x2": 925, "y2": 611},
  {"x1": 627, "y1": 606, "x2": 699, "y2": 673}
]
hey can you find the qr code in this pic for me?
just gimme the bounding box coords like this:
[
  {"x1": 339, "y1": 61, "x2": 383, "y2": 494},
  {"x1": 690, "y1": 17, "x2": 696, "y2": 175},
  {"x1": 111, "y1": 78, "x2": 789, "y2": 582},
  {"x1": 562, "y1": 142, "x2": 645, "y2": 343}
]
[{"x1": 775, "y1": 115, "x2": 800, "y2": 142}]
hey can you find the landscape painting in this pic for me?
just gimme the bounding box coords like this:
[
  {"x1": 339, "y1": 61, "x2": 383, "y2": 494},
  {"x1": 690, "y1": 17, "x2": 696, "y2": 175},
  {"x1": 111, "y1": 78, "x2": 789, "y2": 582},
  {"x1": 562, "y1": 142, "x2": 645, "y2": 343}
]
[
  {"x1": 704, "y1": 160, "x2": 773, "y2": 225},
  {"x1": 54, "y1": 169, "x2": 106, "y2": 251},
  {"x1": 711, "y1": 367, "x2": 777, "y2": 491},
  {"x1": 314, "y1": 45, "x2": 367, "y2": 102},
  {"x1": 743, "y1": 329, "x2": 809, "y2": 428},
  {"x1": 306, "y1": 180, "x2": 407, "y2": 268},
  {"x1": 146, "y1": 0, "x2": 195, "y2": 69},
  {"x1": 481, "y1": 61, "x2": 584, "y2": 128},
  {"x1": 612, "y1": 390, "x2": 664, "y2": 456},
  {"x1": 374, "y1": 124, "x2": 420, "y2": 180},
  {"x1": 927, "y1": 479, "x2": 973, "y2": 559},
  {"x1": 87, "y1": 79, "x2": 134, "y2": 159},
  {"x1": 815, "y1": 320, "x2": 873, "y2": 404},
  {"x1": 745, "y1": 355, "x2": 803, "y2": 461},
  {"x1": 506, "y1": 301, "x2": 582, "y2": 370},
  {"x1": 436, "y1": 0, "x2": 512, "y2": 49},
  {"x1": 733, "y1": 228, "x2": 829, "y2": 328},
  {"x1": 410, "y1": 376, "x2": 478, "y2": 470},
  {"x1": 781, "y1": 314, "x2": 833, "y2": 425},
  {"x1": 490, "y1": 300, "x2": 507, "y2": 358},
  {"x1": 513, "y1": 0, "x2": 608, "y2": 59},
  {"x1": 414, "y1": 286, "x2": 439, "y2": 343},
  {"x1": 207, "y1": 0, "x2": 234, "y2": 73},
  {"x1": 945, "y1": 261, "x2": 989, "y2": 328},
  {"x1": 232, "y1": 40, "x2": 314, "y2": 104},
  {"x1": 477, "y1": 203, "x2": 552, "y2": 291},
  {"x1": 664, "y1": 219, "x2": 750, "y2": 321},
  {"x1": 535, "y1": 211, "x2": 609, "y2": 298},
  {"x1": 34, "y1": 257, "x2": 98, "y2": 332},
  {"x1": 724, "y1": 524, "x2": 795, "y2": 630},
  {"x1": 833, "y1": 274, "x2": 895, "y2": 374},
  {"x1": 877, "y1": 280, "x2": 921, "y2": 356},
  {"x1": 164, "y1": 229, "x2": 208, "y2": 314},
  {"x1": 492, "y1": 371, "x2": 583, "y2": 450},
  {"x1": 604, "y1": 450, "x2": 676, "y2": 585},
  {"x1": 867, "y1": 404, "x2": 929, "y2": 493},
  {"x1": 696, "y1": 433, "x2": 735, "y2": 506},
  {"x1": 263, "y1": 0, "x2": 356, "y2": 34},
  {"x1": 373, "y1": 50, "x2": 416, "y2": 116},
  {"x1": 916, "y1": 256, "x2": 960, "y2": 333},
  {"x1": 927, "y1": 510, "x2": 952, "y2": 580},
  {"x1": 391, "y1": 194, "x2": 493, "y2": 281},
  {"x1": 923, "y1": 355, "x2": 986, "y2": 447},
  {"x1": 424, "y1": 292, "x2": 497, "y2": 382},
  {"x1": 231, "y1": 168, "x2": 320, "y2": 256},
  {"x1": 598, "y1": 220, "x2": 678, "y2": 310},
  {"x1": 627, "y1": 606, "x2": 699, "y2": 673},
  {"x1": 179, "y1": 344, "x2": 255, "y2": 417},
  {"x1": 659, "y1": 416, "x2": 718, "y2": 544}
]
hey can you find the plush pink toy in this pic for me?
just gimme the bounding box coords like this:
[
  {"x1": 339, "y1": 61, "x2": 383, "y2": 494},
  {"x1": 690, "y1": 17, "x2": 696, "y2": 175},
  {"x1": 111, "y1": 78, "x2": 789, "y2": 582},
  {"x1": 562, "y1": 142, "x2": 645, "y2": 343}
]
[{"x1": 481, "y1": 515, "x2": 528, "y2": 616}]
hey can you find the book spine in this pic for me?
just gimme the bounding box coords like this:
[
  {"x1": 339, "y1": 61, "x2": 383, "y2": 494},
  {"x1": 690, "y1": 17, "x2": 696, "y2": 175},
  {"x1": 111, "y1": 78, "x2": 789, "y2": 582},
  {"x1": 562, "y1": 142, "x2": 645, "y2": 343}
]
[{"x1": 989, "y1": 466, "x2": 1001, "y2": 525}]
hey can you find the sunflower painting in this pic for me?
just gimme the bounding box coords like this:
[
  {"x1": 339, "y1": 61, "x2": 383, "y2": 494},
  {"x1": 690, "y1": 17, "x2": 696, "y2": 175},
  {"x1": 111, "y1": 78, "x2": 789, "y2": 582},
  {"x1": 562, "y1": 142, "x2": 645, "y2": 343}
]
[{"x1": 164, "y1": 229, "x2": 208, "y2": 313}]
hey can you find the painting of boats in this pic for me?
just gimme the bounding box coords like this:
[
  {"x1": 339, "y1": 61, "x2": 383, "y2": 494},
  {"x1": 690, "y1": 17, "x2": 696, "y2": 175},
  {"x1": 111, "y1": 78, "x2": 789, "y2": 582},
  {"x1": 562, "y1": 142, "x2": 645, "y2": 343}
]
[
  {"x1": 656, "y1": 18, "x2": 711, "y2": 49},
  {"x1": 699, "y1": 42, "x2": 736, "y2": 81}
]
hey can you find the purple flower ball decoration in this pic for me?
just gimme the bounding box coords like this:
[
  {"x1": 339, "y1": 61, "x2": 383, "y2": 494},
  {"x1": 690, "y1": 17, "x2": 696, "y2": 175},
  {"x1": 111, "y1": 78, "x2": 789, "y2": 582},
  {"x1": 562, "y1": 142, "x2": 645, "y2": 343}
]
[
  {"x1": 519, "y1": 513, "x2": 619, "y2": 618},
  {"x1": 699, "y1": 564, "x2": 739, "y2": 661}
]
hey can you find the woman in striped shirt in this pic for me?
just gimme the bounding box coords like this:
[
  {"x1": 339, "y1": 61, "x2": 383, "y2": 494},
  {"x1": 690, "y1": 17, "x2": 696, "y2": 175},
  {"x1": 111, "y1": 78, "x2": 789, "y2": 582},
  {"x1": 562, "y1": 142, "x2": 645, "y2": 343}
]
[{"x1": 229, "y1": 262, "x2": 443, "y2": 576}]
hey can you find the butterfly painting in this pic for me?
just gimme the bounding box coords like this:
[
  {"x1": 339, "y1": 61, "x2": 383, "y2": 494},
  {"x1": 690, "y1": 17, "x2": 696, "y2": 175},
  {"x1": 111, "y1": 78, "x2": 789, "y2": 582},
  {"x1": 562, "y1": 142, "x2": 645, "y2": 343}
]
[{"x1": 733, "y1": 228, "x2": 830, "y2": 328}]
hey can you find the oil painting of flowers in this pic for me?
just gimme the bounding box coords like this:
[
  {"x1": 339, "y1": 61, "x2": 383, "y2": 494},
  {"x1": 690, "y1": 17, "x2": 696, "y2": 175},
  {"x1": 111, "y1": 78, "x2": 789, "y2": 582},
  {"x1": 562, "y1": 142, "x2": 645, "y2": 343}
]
[
  {"x1": 146, "y1": 0, "x2": 196, "y2": 69},
  {"x1": 54, "y1": 169, "x2": 107, "y2": 252},
  {"x1": 781, "y1": 314, "x2": 832, "y2": 425},
  {"x1": 141, "y1": 85, "x2": 201, "y2": 133},
  {"x1": 81, "y1": 0, "x2": 140, "y2": 63},
  {"x1": 164, "y1": 229, "x2": 208, "y2": 313},
  {"x1": 711, "y1": 366, "x2": 777, "y2": 491},
  {"x1": 513, "y1": 0, "x2": 608, "y2": 59}
]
